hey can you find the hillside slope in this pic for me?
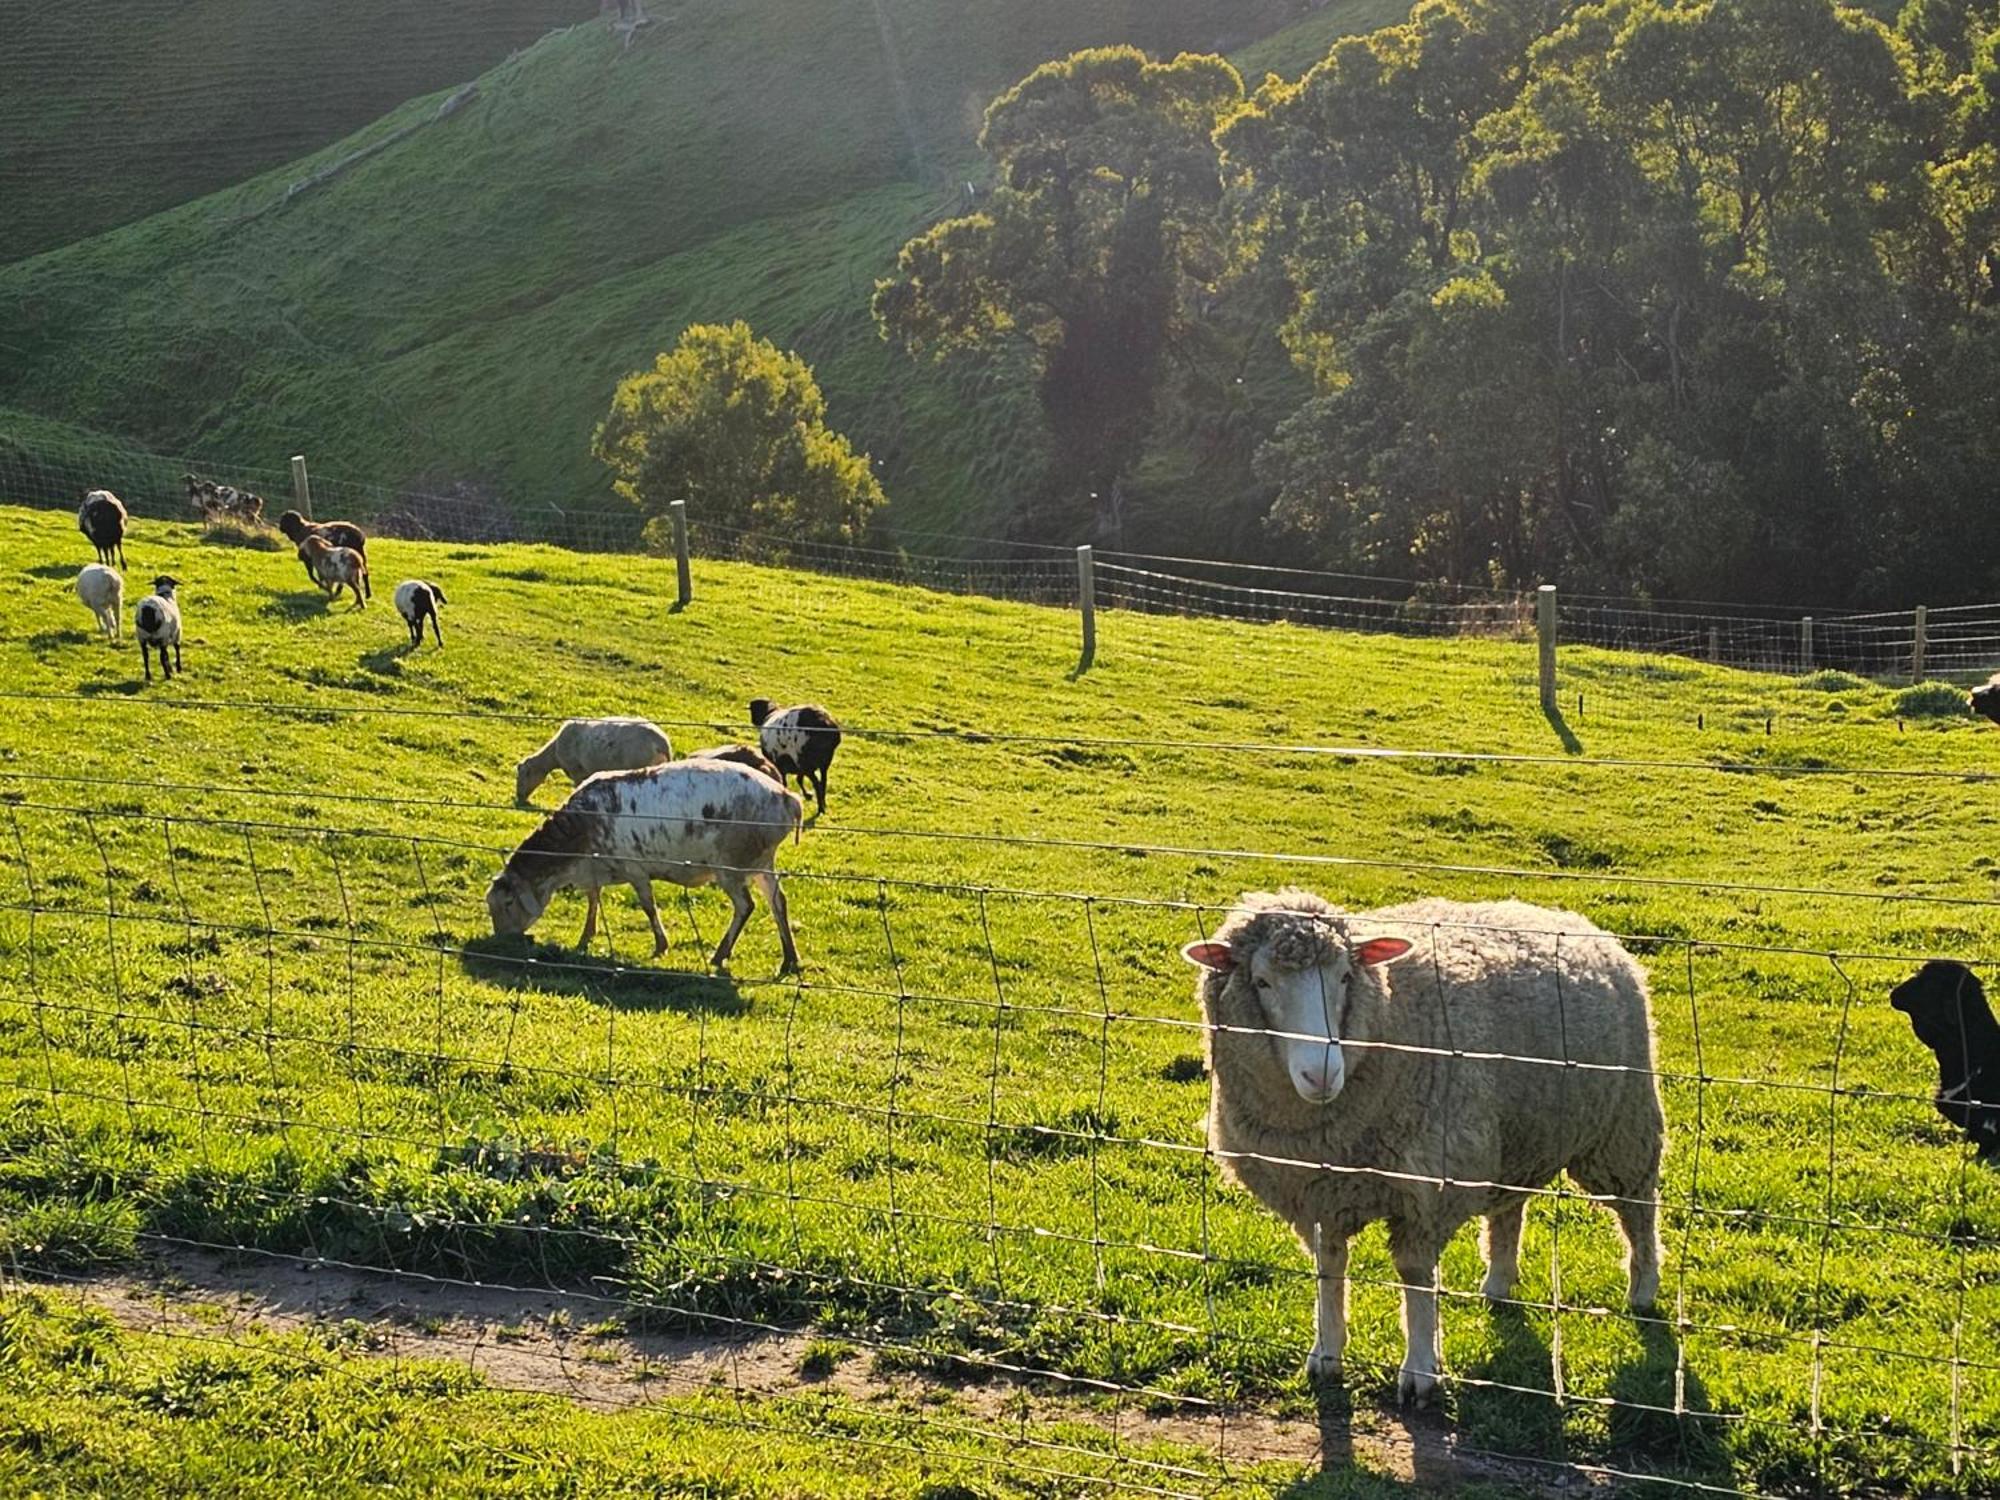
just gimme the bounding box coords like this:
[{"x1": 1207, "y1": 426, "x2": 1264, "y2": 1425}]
[
  {"x1": 0, "y1": 0, "x2": 597, "y2": 264},
  {"x1": 0, "y1": 0, "x2": 1393, "y2": 538}
]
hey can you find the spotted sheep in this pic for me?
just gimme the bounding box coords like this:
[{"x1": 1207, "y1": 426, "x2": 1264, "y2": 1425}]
[
  {"x1": 515, "y1": 717, "x2": 675, "y2": 805},
  {"x1": 77, "y1": 490, "x2": 127, "y2": 568},
  {"x1": 134, "y1": 575, "x2": 184, "y2": 682},
  {"x1": 277, "y1": 510, "x2": 370, "y2": 597},
  {"x1": 76, "y1": 564, "x2": 123, "y2": 641},
  {"x1": 393, "y1": 579, "x2": 447, "y2": 649},
  {"x1": 486, "y1": 759, "x2": 803, "y2": 974},
  {"x1": 298, "y1": 534, "x2": 370, "y2": 608},
  {"x1": 183, "y1": 473, "x2": 264, "y2": 524},
  {"x1": 748, "y1": 697, "x2": 842, "y2": 815}
]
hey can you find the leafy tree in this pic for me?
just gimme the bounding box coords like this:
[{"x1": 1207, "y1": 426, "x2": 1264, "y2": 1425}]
[
  {"x1": 593, "y1": 322, "x2": 886, "y2": 547},
  {"x1": 874, "y1": 47, "x2": 1245, "y2": 543}
]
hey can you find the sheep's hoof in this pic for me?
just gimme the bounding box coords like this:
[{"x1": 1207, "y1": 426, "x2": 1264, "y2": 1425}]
[
  {"x1": 1397, "y1": 1363, "x2": 1439, "y2": 1406},
  {"x1": 777, "y1": 960, "x2": 803, "y2": 979},
  {"x1": 1480, "y1": 1271, "x2": 1517, "y2": 1306},
  {"x1": 1305, "y1": 1346, "x2": 1343, "y2": 1384}
]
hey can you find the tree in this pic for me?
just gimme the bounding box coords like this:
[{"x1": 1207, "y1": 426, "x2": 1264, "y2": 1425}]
[
  {"x1": 592, "y1": 322, "x2": 886, "y2": 547},
  {"x1": 874, "y1": 48, "x2": 1245, "y2": 543}
]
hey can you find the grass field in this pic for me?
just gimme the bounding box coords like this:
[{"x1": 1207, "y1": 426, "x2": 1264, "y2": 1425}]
[
  {"x1": 1, "y1": 504, "x2": 1997, "y2": 1495},
  {"x1": 0, "y1": 0, "x2": 1394, "y2": 538}
]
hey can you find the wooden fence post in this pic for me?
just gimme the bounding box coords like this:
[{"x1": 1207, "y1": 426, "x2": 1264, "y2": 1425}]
[
  {"x1": 1077, "y1": 545, "x2": 1097, "y2": 673},
  {"x1": 290, "y1": 454, "x2": 312, "y2": 521},
  {"x1": 1537, "y1": 584, "x2": 1557, "y2": 713},
  {"x1": 1801, "y1": 616, "x2": 1814, "y2": 673},
  {"x1": 670, "y1": 499, "x2": 692, "y2": 608},
  {"x1": 1911, "y1": 605, "x2": 1927, "y2": 682}
]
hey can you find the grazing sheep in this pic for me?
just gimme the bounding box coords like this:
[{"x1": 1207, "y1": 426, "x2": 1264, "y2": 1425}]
[
  {"x1": 393, "y1": 579, "x2": 447, "y2": 649},
  {"x1": 276, "y1": 510, "x2": 369, "y2": 595},
  {"x1": 77, "y1": 490, "x2": 127, "y2": 568},
  {"x1": 1972, "y1": 677, "x2": 2000, "y2": 727},
  {"x1": 1890, "y1": 960, "x2": 2000, "y2": 1163},
  {"x1": 748, "y1": 697, "x2": 842, "y2": 815},
  {"x1": 486, "y1": 759, "x2": 803, "y2": 973},
  {"x1": 183, "y1": 473, "x2": 264, "y2": 524},
  {"x1": 515, "y1": 717, "x2": 675, "y2": 805},
  {"x1": 75, "y1": 564, "x2": 123, "y2": 641},
  {"x1": 688, "y1": 743, "x2": 784, "y2": 783},
  {"x1": 1182, "y1": 891, "x2": 1665, "y2": 1402},
  {"x1": 134, "y1": 575, "x2": 184, "y2": 682},
  {"x1": 298, "y1": 535, "x2": 370, "y2": 608}
]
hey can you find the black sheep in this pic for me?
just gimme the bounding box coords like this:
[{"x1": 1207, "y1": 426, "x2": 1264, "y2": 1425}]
[
  {"x1": 1889, "y1": 960, "x2": 2000, "y2": 1163},
  {"x1": 77, "y1": 489, "x2": 127, "y2": 569},
  {"x1": 748, "y1": 698, "x2": 841, "y2": 816}
]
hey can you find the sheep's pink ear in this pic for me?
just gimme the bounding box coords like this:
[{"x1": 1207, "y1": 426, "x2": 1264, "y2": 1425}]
[
  {"x1": 1354, "y1": 937, "x2": 1413, "y2": 967},
  {"x1": 1182, "y1": 941, "x2": 1236, "y2": 972}
]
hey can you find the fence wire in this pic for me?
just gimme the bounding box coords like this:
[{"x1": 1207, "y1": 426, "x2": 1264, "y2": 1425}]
[{"x1": 1, "y1": 791, "x2": 1996, "y2": 1496}]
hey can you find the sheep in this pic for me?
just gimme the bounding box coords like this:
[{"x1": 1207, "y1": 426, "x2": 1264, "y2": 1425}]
[
  {"x1": 184, "y1": 473, "x2": 264, "y2": 524},
  {"x1": 486, "y1": 759, "x2": 803, "y2": 974},
  {"x1": 1889, "y1": 960, "x2": 2000, "y2": 1163},
  {"x1": 1182, "y1": 890, "x2": 1665, "y2": 1403},
  {"x1": 76, "y1": 564, "x2": 124, "y2": 641},
  {"x1": 77, "y1": 490, "x2": 127, "y2": 568},
  {"x1": 747, "y1": 697, "x2": 842, "y2": 815},
  {"x1": 515, "y1": 717, "x2": 675, "y2": 805},
  {"x1": 1972, "y1": 676, "x2": 2000, "y2": 727},
  {"x1": 134, "y1": 575, "x2": 184, "y2": 682},
  {"x1": 688, "y1": 743, "x2": 784, "y2": 783},
  {"x1": 276, "y1": 510, "x2": 370, "y2": 595},
  {"x1": 393, "y1": 579, "x2": 447, "y2": 649},
  {"x1": 298, "y1": 534, "x2": 370, "y2": 608}
]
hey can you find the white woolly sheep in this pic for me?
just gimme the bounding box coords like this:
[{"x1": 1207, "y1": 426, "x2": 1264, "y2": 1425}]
[
  {"x1": 747, "y1": 697, "x2": 842, "y2": 815},
  {"x1": 486, "y1": 759, "x2": 803, "y2": 973},
  {"x1": 1183, "y1": 891, "x2": 1665, "y2": 1403},
  {"x1": 298, "y1": 534, "x2": 370, "y2": 608},
  {"x1": 78, "y1": 490, "x2": 127, "y2": 569},
  {"x1": 134, "y1": 575, "x2": 184, "y2": 682},
  {"x1": 393, "y1": 579, "x2": 447, "y2": 649},
  {"x1": 515, "y1": 717, "x2": 675, "y2": 805},
  {"x1": 76, "y1": 564, "x2": 124, "y2": 642}
]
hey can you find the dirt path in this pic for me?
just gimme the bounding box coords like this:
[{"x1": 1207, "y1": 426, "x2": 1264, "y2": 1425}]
[{"x1": 46, "y1": 1246, "x2": 1607, "y2": 1495}]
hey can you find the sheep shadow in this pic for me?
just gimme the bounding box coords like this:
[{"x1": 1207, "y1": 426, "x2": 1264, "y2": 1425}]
[
  {"x1": 76, "y1": 677, "x2": 144, "y2": 697},
  {"x1": 1452, "y1": 1301, "x2": 1567, "y2": 1465},
  {"x1": 258, "y1": 587, "x2": 337, "y2": 622},
  {"x1": 25, "y1": 562, "x2": 82, "y2": 580},
  {"x1": 1604, "y1": 1316, "x2": 1733, "y2": 1487},
  {"x1": 459, "y1": 934, "x2": 750, "y2": 1017},
  {"x1": 358, "y1": 646, "x2": 410, "y2": 678},
  {"x1": 26, "y1": 628, "x2": 94, "y2": 654}
]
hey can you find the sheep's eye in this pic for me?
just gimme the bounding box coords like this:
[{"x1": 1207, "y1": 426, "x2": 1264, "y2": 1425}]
[{"x1": 1253, "y1": 977, "x2": 1271, "y2": 992}]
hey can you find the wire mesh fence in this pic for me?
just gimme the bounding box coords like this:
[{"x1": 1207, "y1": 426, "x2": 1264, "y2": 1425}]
[{"x1": 2, "y1": 774, "x2": 1996, "y2": 1495}]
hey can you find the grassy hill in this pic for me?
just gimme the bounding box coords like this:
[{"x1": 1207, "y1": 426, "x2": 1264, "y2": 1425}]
[
  {"x1": 0, "y1": 504, "x2": 1995, "y2": 1494},
  {"x1": 0, "y1": 0, "x2": 1396, "y2": 543},
  {"x1": 0, "y1": 0, "x2": 598, "y2": 264}
]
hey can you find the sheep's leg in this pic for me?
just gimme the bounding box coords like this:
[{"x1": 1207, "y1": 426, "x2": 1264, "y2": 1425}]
[
  {"x1": 1389, "y1": 1225, "x2": 1444, "y2": 1405},
  {"x1": 1481, "y1": 1198, "x2": 1525, "y2": 1304},
  {"x1": 631, "y1": 881, "x2": 668, "y2": 958},
  {"x1": 1611, "y1": 1188, "x2": 1661, "y2": 1311},
  {"x1": 171, "y1": 642, "x2": 182, "y2": 674},
  {"x1": 757, "y1": 870, "x2": 800, "y2": 976},
  {"x1": 1307, "y1": 1220, "x2": 1348, "y2": 1382},
  {"x1": 140, "y1": 640, "x2": 152, "y2": 681},
  {"x1": 577, "y1": 888, "x2": 601, "y2": 950},
  {"x1": 812, "y1": 767, "x2": 827, "y2": 815},
  {"x1": 430, "y1": 611, "x2": 444, "y2": 648},
  {"x1": 710, "y1": 879, "x2": 758, "y2": 972}
]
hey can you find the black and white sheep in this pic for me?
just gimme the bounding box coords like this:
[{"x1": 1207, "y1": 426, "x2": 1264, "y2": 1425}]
[
  {"x1": 78, "y1": 490, "x2": 127, "y2": 568},
  {"x1": 1183, "y1": 891, "x2": 1665, "y2": 1402},
  {"x1": 515, "y1": 717, "x2": 675, "y2": 805},
  {"x1": 1972, "y1": 676, "x2": 2000, "y2": 727},
  {"x1": 747, "y1": 697, "x2": 842, "y2": 815},
  {"x1": 134, "y1": 575, "x2": 184, "y2": 682},
  {"x1": 393, "y1": 580, "x2": 447, "y2": 649},
  {"x1": 486, "y1": 759, "x2": 803, "y2": 974},
  {"x1": 76, "y1": 564, "x2": 123, "y2": 641},
  {"x1": 185, "y1": 473, "x2": 264, "y2": 524},
  {"x1": 298, "y1": 534, "x2": 370, "y2": 608},
  {"x1": 1890, "y1": 960, "x2": 2000, "y2": 1163},
  {"x1": 277, "y1": 510, "x2": 370, "y2": 597}
]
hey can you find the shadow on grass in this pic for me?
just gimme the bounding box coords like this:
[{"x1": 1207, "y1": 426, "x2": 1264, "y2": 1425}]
[
  {"x1": 76, "y1": 676, "x2": 144, "y2": 697},
  {"x1": 25, "y1": 562, "x2": 81, "y2": 579},
  {"x1": 1604, "y1": 1316, "x2": 1733, "y2": 1489},
  {"x1": 1542, "y1": 701, "x2": 1582, "y2": 755},
  {"x1": 460, "y1": 933, "x2": 749, "y2": 1016},
  {"x1": 359, "y1": 646, "x2": 409, "y2": 677},
  {"x1": 259, "y1": 587, "x2": 334, "y2": 622},
  {"x1": 27, "y1": 628, "x2": 94, "y2": 653},
  {"x1": 198, "y1": 523, "x2": 285, "y2": 551}
]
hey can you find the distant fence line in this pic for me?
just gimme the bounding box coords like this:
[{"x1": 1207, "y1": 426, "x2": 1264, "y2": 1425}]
[{"x1": 4, "y1": 428, "x2": 1996, "y2": 684}]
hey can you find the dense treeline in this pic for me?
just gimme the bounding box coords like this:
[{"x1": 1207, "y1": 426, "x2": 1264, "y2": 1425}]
[{"x1": 880, "y1": 0, "x2": 1998, "y2": 606}]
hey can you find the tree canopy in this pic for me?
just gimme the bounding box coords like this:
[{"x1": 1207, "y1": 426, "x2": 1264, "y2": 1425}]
[{"x1": 594, "y1": 322, "x2": 886, "y2": 547}]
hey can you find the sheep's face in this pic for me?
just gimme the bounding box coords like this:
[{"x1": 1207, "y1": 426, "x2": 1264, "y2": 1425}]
[
  {"x1": 1971, "y1": 682, "x2": 2000, "y2": 726},
  {"x1": 486, "y1": 871, "x2": 546, "y2": 937},
  {"x1": 1891, "y1": 960, "x2": 1985, "y2": 1053},
  {"x1": 1185, "y1": 925, "x2": 1412, "y2": 1104}
]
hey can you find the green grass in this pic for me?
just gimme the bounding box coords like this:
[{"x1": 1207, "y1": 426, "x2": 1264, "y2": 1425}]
[
  {"x1": 0, "y1": 504, "x2": 1996, "y2": 1494},
  {"x1": 0, "y1": 0, "x2": 1398, "y2": 538}
]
